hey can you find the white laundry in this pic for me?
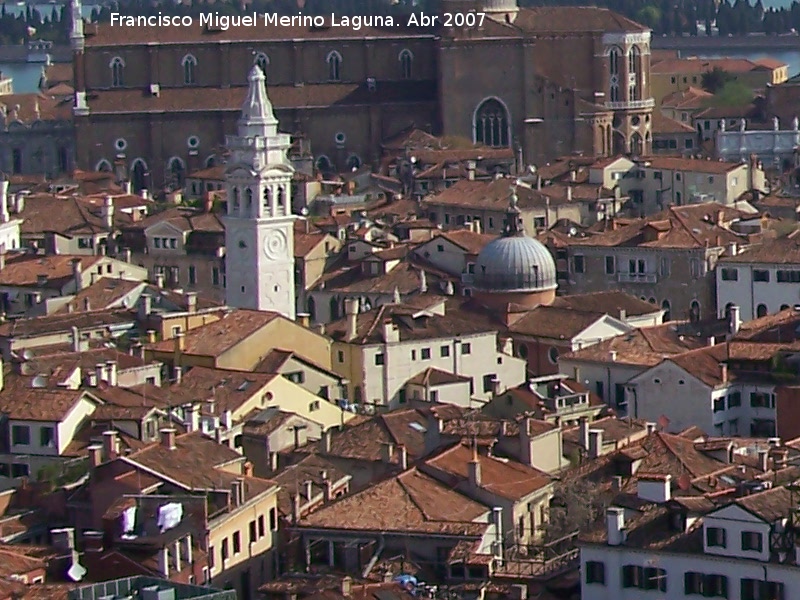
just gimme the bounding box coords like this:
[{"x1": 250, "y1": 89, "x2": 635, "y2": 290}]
[
  {"x1": 157, "y1": 502, "x2": 183, "y2": 533},
  {"x1": 121, "y1": 506, "x2": 137, "y2": 534}
]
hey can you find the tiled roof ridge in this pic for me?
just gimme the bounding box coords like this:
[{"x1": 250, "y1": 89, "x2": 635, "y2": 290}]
[
  {"x1": 657, "y1": 431, "x2": 718, "y2": 478},
  {"x1": 395, "y1": 470, "x2": 438, "y2": 522},
  {"x1": 362, "y1": 304, "x2": 392, "y2": 343},
  {"x1": 667, "y1": 205, "x2": 706, "y2": 247}
]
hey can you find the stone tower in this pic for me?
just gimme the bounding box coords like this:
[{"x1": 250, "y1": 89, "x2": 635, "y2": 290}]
[
  {"x1": 69, "y1": 0, "x2": 88, "y2": 116},
  {"x1": 223, "y1": 66, "x2": 297, "y2": 319}
]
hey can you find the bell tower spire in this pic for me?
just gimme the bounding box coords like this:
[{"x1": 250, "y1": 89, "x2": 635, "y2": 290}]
[
  {"x1": 223, "y1": 66, "x2": 297, "y2": 320},
  {"x1": 69, "y1": 0, "x2": 88, "y2": 116}
]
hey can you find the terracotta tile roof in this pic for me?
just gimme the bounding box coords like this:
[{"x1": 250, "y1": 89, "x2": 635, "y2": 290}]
[
  {"x1": 18, "y1": 346, "x2": 155, "y2": 380},
  {"x1": 147, "y1": 309, "x2": 279, "y2": 356},
  {"x1": 0, "y1": 92, "x2": 71, "y2": 125},
  {"x1": 44, "y1": 62, "x2": 72, "y2": 85},
  {"x1": 563, "y1": 416, "x2": 648, "y2": 446},
  {"x1": 0, "y1": 254, "x2": 102, "y2": 289},
  {"x1": 299, "y1": 468, "x2": 489, "y2": 535},
  {"x1": 660, "y1": 87, "x2": 714, "y2": 110},
  {"x1": 552, "y1": 291, "x2": 661, "y2": 318},
  {"x1": 512, "y1": 6, "x2": 649, "y2": 32},
  {"x1": 0, "y1": 383, "x2": 97, "y2": 421},
  {"x1": 669, "y1": 344, "x2": 731, "y2": 387},
  {"x1": 652, "y1": 110, "x2": 697, "y2": 134},
  {"x1": 424, "y1": 442, "x2": 552, "y2": 500},
  {"x1": 53, "y1": 277, "x2": 144, "y2": 314},
  {"x1": 507, "y1": 305, "x2": 606, "y2": 339},
  {"x1": 187, "y1": 165, "x2": 225, "y2": 181},
  {"x1": 86, "y1": 81, "x2": 436, "y2": 114},
  {"x1": 125, "y1": 431, "x2": 249, "y2": 491},
  {"x1": 406, "y1": 367, "x2": 470, "y2": 386},
  {"x1": 271, "y1": 454, "x2": 350, "y2": 517},
  {"x1": 0, "y1": 546, "x2": 45, "y2": 577},
  {"x1": 423, "y1": 176, "x2": 584, "y2": 211},
  {"x1": 735, "y1": 307, "x2": 800, "y2": 341},
  {"x1": 123, "y1": 206, "x2": 223, "y2": 233},
  {"x1": 63, "y1": 421, "x2": 151, "y2": 457},
  {"x1": 569, "y1": 202, "x2": 751, "y2": 249},
  {"x1": 720, "y1": 236, "x2": 800, "y2": 264},
  {"x1": 561, "y1": 322, "x2": 707, "y2": 366},
  {"x1": 735, "y1": 485, "x2": 793, "y2": 522},
  {"x1": 18, "y1": 194, "x2": 136, "y2": 236},
  {"x1": 170, "y1": 367, "x2": 277, "y2": 416},
  {"x1": 0, "y1": 308, "x2": 134, "y2": 338},
  {"x1": 325, "y1": 297, "x2": 500, "y2": 344},
  {"x1": 693, "y1": 103, "x2": 759, "y2": 120},
  {"x1": 651, "y1": 57, "x2": 768, "y2": 75},
  {"x1": 642, "y1": 156, "x2": 746, "y2": 174},
  {"x1": 431, "y1": 230, "x2": 497, "y2": 255},
  {"x1": 294, "y1": 228, "x2": 330, "y2": 259},
  {"x1": 242, "y1": 407, "x2": 294, "y2": 437},
  {"x1": 91, "y1": 385, "x2": 171, "y2": 410},
  {"x1": 317, "y1": 262, "x2": 451, "y2": 296}
]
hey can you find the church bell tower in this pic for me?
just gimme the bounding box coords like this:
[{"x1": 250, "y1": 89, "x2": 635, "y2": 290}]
[{"x1": 223, "y1": 66, "x2": 297, "y2": 319}]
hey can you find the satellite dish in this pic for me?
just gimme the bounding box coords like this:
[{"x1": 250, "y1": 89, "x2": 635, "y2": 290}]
[
  {"x1": 30, "y1": 375, "x2": 47, "y2": 388},
  {"x1": 67, "y1": 562, "x2": 86, "y2": 583}
]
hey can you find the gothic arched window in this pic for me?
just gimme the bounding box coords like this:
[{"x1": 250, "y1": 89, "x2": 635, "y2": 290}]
[
  {"x1": 168, "y1": 157, "x2": 185, "y2": 188},
  {"x1": 232, "y1": 187, "x2": 240, "y2": 212},
  {"x1": 130, "y1": 159, "x2": 148, "y2": 193},
  {"x1": 182, "y1": 54, "x2": 197, "y2": 85},
  {"x1": 609, "y1": 47, "x2": 621, "y2": 103},
  {"x1": 399, "y1": 49, "x2": 413, "y2": 80},
  {"x1": 474, "y1": 98, "x2": 509, "y2": 148},
  {"x1": 628, "y1": 46, "x2": 641, "y2": 101},
  {"x1": 110, "y1": 57, "x2": 125, "y2": 88},
  {"x1": 326, "y1": 51, "x2": 342, "y2": 82},
  {"x1": 263, "y1": 187, "x2": 272, "y2": 211},
  {"x1": 277, "y1": 186, "x2": 286, "y2": 210},
  {"x1": 245, "y1": 188, "x2": 253, "y2": 213}
]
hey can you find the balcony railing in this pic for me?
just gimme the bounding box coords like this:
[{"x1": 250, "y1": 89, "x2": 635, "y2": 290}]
[
  {"x1": 604, "y1": 98, "x2": 656, "y2": 110},
  {"x1": 617, "y1": 272, "x2": 657, "y2": 284}
]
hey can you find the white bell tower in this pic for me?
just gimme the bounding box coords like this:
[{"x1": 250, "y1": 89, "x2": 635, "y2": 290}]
[{"x1": 223, "y1": 66, "x2": 297, "y2": 319}]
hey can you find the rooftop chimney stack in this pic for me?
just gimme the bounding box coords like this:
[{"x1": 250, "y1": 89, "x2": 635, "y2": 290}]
[
  {"x1": 383, "y1": 442, "x2": 395, "y2": 464},
  {"x1": 758, "y1": 448, "x2": 770, "y2": 472},
  {"x1": 0, "y1": 180, "x2": 9, "y2": 224},
  {"x1": 105, "y1": 360, "x2": 118, "y2": 386},
  {"x1": 606, "y1": 507, "x2": 626, "y2": 546},
  {"x1": 729, "y1": 305, "x2": 741, "y2": 335},
  {"x1": 720, "y1": 362, "x2": 728, "y2": 383},
  {"x1": 320, "y1": 429, "x2": 332, "y2": 454},
  {"x1": 102, "y1": 195, "x2": 114, "y2": 229},
  {"x1": 88, "y1": 444, "x2": 102, "y2": 468},
  {"x1": 579, "y1": 417, "x2": 590, "y2": 452},
  {"x1": 468, "y1": 442, "x2": 482, "y2": 488},
  {"x1": 344, "y1": 298, "x2": 359, "y2": 342},
  {"x1": 71, "y1": 258, "x2": 82, "y2": 292},
  {"x1": 138, "y1": 294, "x2": 152, "y2": 320},
  {"x1": 185, "y1": 403, "x2": 200, "y2": 433},
  {"x1": 160, "y1": 428, "x2": 177, "y2": 450},
  {"x1": 398, "y1": 445, "x2": 408, "y2": 470},
  {"x1": 102, "y1": 430, "x2": 118, "y2": 460},
  {"x1": 184, "y1": 292, "x2": 197, "y2": 313},
  {"x1": 588, "y1": 429, "x2": 603, "y2": 459},
  {"x1": 466, "y1": 160, "x2": 476, "y2": 181}
]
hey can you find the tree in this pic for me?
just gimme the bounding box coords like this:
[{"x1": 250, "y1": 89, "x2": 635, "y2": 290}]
[
  {"x1": 701, "y1": 67, "x2": 735, "y2": 93},
  {"x1": 636, "y1": 5, "x2": 662, "y2": 28},
  {"x1": 543, "y1": 477, "x2": 609, "y2": 543},
  {"x1": 709, "y1": 80, "x2": 755, "y2": 107}
]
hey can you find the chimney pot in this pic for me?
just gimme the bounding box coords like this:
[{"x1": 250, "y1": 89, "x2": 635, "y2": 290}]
[
  {"x1": 102, "y1": 430, "x2": 118, "y2": 459},
  {"x1": 606, "y1": 507, "x2": 626, "y2": 546},
  {"x1": 588, "y1": 429, "x2": 603, "y2": 459},
  {"x1": 160, "y1": 428, "x2": 177, "y2": 450}
]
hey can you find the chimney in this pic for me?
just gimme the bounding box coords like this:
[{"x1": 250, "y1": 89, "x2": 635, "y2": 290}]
[
  {"x1": 158, "y1": 546, "x2": 169, "y2": 578},
  {"x1": 88, "y1": 444, "x2": 102, "y2": 467},
  {"x1": 588, "y1": 429, "x2": 603, "y2": 459},
  {"x1": 138, "y1": 294, "x2": 152, "y2": 320},
  {"x1": 320, "y1": 429, "x2": 332, "y2": 454},
  {"x1": 637, "y1": 474, "x2": 671, "y2": 503},
  {"x1": 398, "y1": 445, "x2": 408, "y2": 470},
  {"x1": 160, "y1": 428, "x2": 177, "y2": 450},
  {"x1": 646, "y1": 422, "x2": 657, "y2": 435},
  {"x1": 758, "y1": 448, "x2": 770, "y2": 472},
  {"x1": 297, "y1": 312, "x2": 310, "y2": 328},
  {"x1": 0, "y1": 180, "x2": 8, "y2": 223},
  {"x1": 122, "y1": 247, "x2": 131, "y2": 263},
  {"x1": 231, "y1": 479, "x2": 244, "y2": 507},
  {"x1": 611, "y1": 475, "x2": 623, "y2": 492},
  {"x1": 50, "y1": 528, "x2": 75, "y2": 554},
  {"x1": 155, "y1": 273, "x2": 164, "y2": 288},
  {"x1": 291, "y1": 494, "x2": 301, "y2": 524},
  {"x1": 341, "y1": 576, "x2": 352, "y2": 597},
  {"x1": 221, "y1": 409, "x2": 232, "y2": 430},
  {"x1": 185, "y1": 403, "x2": 200, "y2": 433},
  {"x1": 606, "y1": 507, "x2": 626, "y2": 546},
  {"x1": 566, "y1": 186, "x2": 572, "y2": 201},
  {"x1": 244, "y1": 461, "x2": 253, "y2": 477},
  {"x1": 0, "y1": 250, "x2": 5, "y2": 271},
  {"x1": 82, "y1": 298, "x2": 91, "y2": 312},
  {"x1": 184, "y1": 292, "x2": 197, "y2": 313},
  {"x1": 619, "y1": 309, "x2": 627, "y2": 321},
  {"x1": 71, "y1": 258, "x2": 82, "y2": 292},
  {"x1": 344, "y1": 298, "x2": 359, "y2": 342},
  {"x1": 304, "y1": 480, "x2": 313, "y2": 502},
  {"x1": 146, "y1": 329, "x2": 156, "y2": 344},
  {"x1": 468, "y1": 444, "x2": 482, "y2": 487},
  {"x1": 579, "y1": 417, "x2": 590, "y2": 451},
  {"x1": 609, "y1": 350, "x2": 617, "y2": 362},
  {"x1": 175, "y1": 332, "x2": 186, "y2": 353},
  {"x1": 720, "y1": 363, "x2": 728, "y2": 383},
  {"x1": 102, "y1": 195, "x2": 114, "y2": 229},
  {"x1": 382, "y1": 442, "x2": 395, "y2": 463},
  {"x1": 269, "y1": 452, "x2": 279, "y2": 472},
  {"x1": 83, "y1": 531, "x2": 104, "y2": 554},
  {"x1": 729, "y1": 305, "x2": 741, "y2": 334},
  {"x1": 466, "y1": 160, "x2": 476, "y2": 181},
  {"x1": 94, "y1": 363, "x2": 105, "y2": 385},
  {"x1": 102, "y1": 430, "x2": 118, "y2": 460},
  {"x1": 14, "y1": 192, "x2": 24, "y2": 214},
  {"x1": 728, "y1": 242, "x2": 738, "y2": 257},
  {"x1": 141, "y1": 189, "x2": 149, "y2": 201},
  {"x1": 105, "y1": 361, "x2": 118, "y2": 386}
]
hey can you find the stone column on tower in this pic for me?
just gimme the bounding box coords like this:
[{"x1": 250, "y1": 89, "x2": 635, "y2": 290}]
[{"x1": 69, "y1": 0, "x2": 88, "y2": 116}]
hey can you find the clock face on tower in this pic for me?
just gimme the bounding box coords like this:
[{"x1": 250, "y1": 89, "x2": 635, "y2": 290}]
[{"x1": 263, "y1": 230, "x2": 288, "y2": 260}]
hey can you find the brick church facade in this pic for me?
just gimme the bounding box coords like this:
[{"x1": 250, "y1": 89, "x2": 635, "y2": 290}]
[{"x1": 71, "y1": 0, "x2": 654, "y2": 191}]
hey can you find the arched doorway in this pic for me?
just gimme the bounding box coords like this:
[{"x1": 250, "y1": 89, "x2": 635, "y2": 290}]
[
  {"x1": 756, "y1": 304, "x2": 768, "y2": 318},
  {"x1": 473, "y1": 98, "x2": 510, "y2": 147},
  {"x1": 689, "y1": 300, "x2": 700, "y2": 322}
]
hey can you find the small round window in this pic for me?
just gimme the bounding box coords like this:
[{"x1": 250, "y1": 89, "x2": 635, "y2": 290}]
[
  {"x1": 548, "y1": 347, "x2": 559, "y2": 364},
  {"x1": 654, "y1": 378, "x2": 661, "y2": 384},
  {"x1": 187, "y1": 136, "x2": 200, "y2": 149},
  {"x1": 334, "y1": 132, "x2": 346, "y2": 145},
  {"x1": 114, "y1": 138, "x2": 128, "y2": 151}
]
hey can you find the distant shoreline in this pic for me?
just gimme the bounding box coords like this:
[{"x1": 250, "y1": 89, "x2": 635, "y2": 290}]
[{"x1": 652, "y1": 34, "x2": 800, "y2": 52}]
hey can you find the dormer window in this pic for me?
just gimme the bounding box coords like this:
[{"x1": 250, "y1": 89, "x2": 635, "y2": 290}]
[{"x1": 741, "y1": 531, "x2": 763, "y2": 552}]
